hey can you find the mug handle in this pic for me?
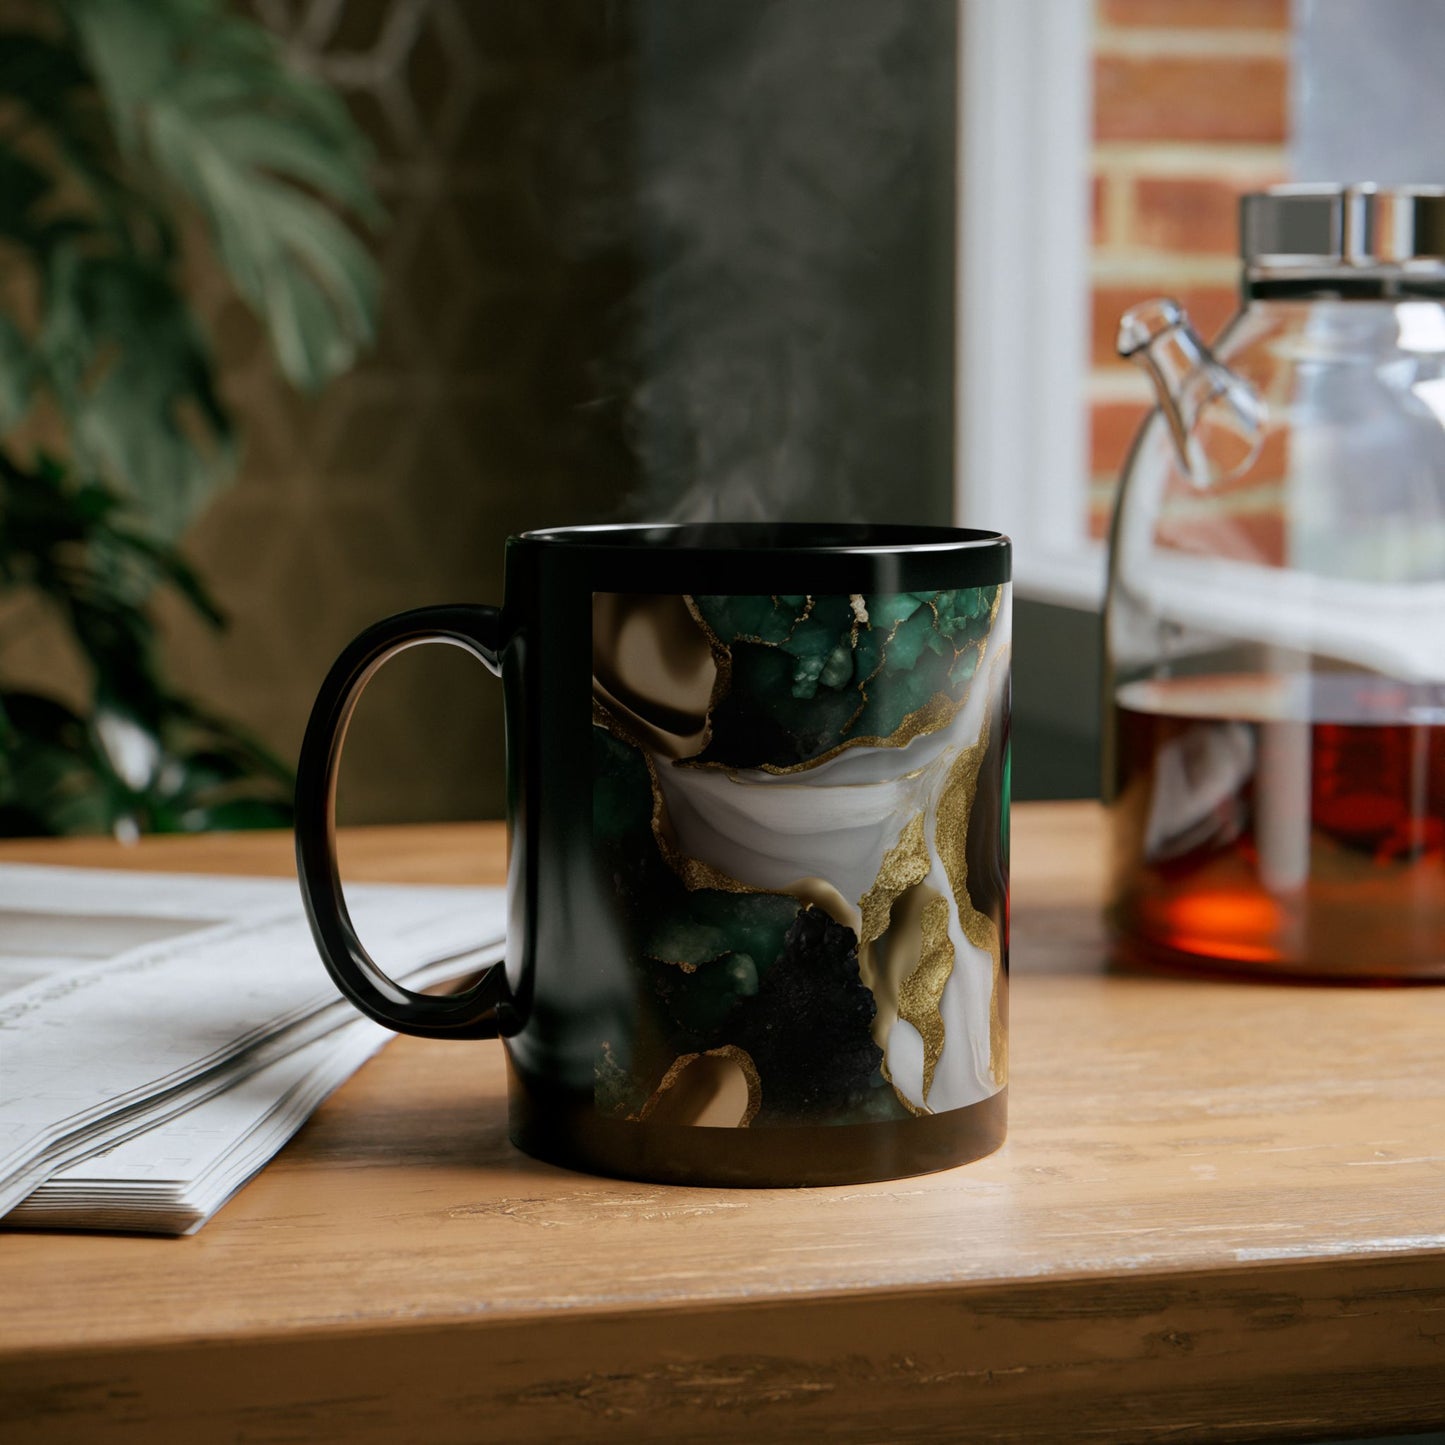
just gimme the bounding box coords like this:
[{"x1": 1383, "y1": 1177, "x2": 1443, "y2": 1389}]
[{"x1": 295, "y1": 605, "x2": 511, "y2": 1040}]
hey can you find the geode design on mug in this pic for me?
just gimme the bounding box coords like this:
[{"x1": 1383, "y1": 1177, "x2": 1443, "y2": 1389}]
[{"x1": 592, "y1": 587, "x2": 1011, "y2": 1129}]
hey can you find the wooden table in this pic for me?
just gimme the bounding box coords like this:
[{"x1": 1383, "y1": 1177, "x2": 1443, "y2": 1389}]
[{"x1": 2, "y1": 803, "x2": 1443, "y2": 1444}]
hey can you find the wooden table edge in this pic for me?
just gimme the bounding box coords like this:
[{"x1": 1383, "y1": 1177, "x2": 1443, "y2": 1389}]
[
  {"x1": 6, "y1": 1237, "x2": 1445, "y2": 1363},
  {"x1": 5, "y1": 1250, "x2": 1444, "y2": 1443}
]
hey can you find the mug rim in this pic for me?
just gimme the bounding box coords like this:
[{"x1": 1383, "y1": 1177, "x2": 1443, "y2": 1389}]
[{"x1": 515, "y1": 522, "x2": 1009, "y2": 557}]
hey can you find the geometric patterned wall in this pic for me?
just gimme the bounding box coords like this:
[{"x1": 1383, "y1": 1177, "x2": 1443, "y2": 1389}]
[{"x1": 160, "y1": 0, "x2": 633, "y2": 824}]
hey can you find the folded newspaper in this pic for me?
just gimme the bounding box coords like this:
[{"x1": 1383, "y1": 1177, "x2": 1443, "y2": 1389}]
[{"x1": 0, "y1": 864, "x2": 505, "y2": 1235}]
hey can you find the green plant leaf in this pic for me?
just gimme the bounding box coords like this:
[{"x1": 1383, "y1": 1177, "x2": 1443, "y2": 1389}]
[
  {"x1": 0, "y1": 315, "x2": 32, "y2": 427},
  {"x1": 0, "y1": 0, "x2": 361, "y2": 836},
  {"x1": 0, "y1": 148, "x2": 51, "y2": 246},
  {"x1": 0, "y1": 452, "x2": 220, "y2": 725},
  {"x1": 64, "y1": 0, "x2": 382, "y2": 392},
  {"x1": 0, "y1": 690, "x2": 115, "y2": 836},
  {"x1": 0, "y1": 30, "x2": 158, "y2": 256},
  {"x1": 36, "y1": 247, "x2": 234, "y2": 537},
  {"x1": 0, "y1": 674, "x2": 296, "y2": 838},
  {"x1": 0, "y1": 33, "x2": 89, "y2": 116},
  {"x1": 107, "y1": 524, "x2": 225, "y2": 626}
]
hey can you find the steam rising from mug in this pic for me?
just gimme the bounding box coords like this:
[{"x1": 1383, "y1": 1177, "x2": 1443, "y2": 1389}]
[{"x1": 554, "y1": 1, "x2": 955, "y2": 524}]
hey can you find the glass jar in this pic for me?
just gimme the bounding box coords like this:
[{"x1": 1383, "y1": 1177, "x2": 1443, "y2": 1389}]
[{"x1": 1105, "y1": 184, "x2": 1445, "y2": 980}]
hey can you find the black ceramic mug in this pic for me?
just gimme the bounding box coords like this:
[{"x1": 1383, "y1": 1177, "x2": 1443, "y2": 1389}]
[{"x1": 296, "y1": 523, "x2": 1011, "y2": 1186}]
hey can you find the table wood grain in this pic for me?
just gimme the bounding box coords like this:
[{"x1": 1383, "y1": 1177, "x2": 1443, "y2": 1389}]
[{"x1": 2, "y1": 804, "x2": 1443, "y2": 1444}]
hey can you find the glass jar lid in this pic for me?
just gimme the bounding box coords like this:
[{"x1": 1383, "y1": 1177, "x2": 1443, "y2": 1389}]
[{"x1": 1242, "y1": 183, "x2": 1445, "y2": 272}]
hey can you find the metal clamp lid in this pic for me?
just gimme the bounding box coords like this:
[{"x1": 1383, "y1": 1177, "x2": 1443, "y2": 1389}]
[{"x1": 1241, "y1": 184, "x2": 1445, "y2": 270}]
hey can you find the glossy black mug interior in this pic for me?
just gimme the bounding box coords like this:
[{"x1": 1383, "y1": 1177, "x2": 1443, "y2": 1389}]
[{"x1": 295, "y1": 523, "x2": 1012, "y2": 1186}]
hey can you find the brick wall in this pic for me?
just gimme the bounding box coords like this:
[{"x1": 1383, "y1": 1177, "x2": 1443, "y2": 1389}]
[{"x1": 1088, "y1": 0, "x2": 1290, "y2": 539}]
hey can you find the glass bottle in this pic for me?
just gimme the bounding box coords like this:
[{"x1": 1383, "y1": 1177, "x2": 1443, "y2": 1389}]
[{"x1": 1105, "y1": 185, "x2": 1445, "y2": 980}]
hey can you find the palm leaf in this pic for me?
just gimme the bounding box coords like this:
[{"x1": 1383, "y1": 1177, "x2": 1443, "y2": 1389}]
[
  {"x1": 0, "y1": 0, "x2": 367, "y2": 836},
  {"x1": 0, "y1": 316, "x2": 32, "y2": 428},
  {"x1": 36, "y1": 247, "x2": 235, "y2": 536},
  {"x1": 62, "y1": 0, "x2": 382, "y2": 392},
  {"x1": 0, "y1": 31, "x2": 161, "y2": 253}
]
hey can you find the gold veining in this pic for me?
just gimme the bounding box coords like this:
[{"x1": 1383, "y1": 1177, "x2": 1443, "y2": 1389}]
[
  {"x1": 643, "y1": 952, "x2": 699, "y2": 974},
  {"x1": 636, "y1": 1045, "x2": 762, "y2": 1128},
  {"x1": 765, "y1": 589, "x2": 1000, "y2": 768},
  {"x1": 897, "y1": 895, "x2": 954, "y2": 1100},
  {"x1": 858, "y1": 814, "x2": 931, "y2": 946},
  {"x1": 725, "y1": 596, "x2": 822, "y2": 651},
  {"x1": 853, "y1": 808, "x2": 958, "y2": 1109},
  {"x1": 837, "y1": 595, "x2": 918, "y2": 739},
  {"x1": 935, "y1": 711, "x2": 1007, "y2": 1086},
  {"x1": 880, "y1": 1054, "x2": 928, "y2": 1118},
  {"x1": 684, "y1": 594, "x2": 734, "y2": 757},
  {"x1": 855, "y1": 814, "x2": 957, "y2": 1110},
  {"x1": 848, "y1": 593, "x2": 869, "y2": 647}
]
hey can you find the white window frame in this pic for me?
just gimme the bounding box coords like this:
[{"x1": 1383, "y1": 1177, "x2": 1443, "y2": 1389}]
[{"x1": 956, "y1": 0, "x2": 1104, "y2": 610}]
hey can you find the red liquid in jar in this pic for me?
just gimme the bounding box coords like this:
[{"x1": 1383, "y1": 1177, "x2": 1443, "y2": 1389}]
[{"x1": 1110, "y1": 674, "x2": 1445, "y2": 979}]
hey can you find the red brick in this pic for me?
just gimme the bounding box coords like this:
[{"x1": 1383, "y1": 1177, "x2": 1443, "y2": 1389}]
[
  {"x1": 1095, "y1": 55, "x2": 1287, "y2": 143},
  {"x1": 1090, "y1": 400, "x2": 1152, "y2": 477},
  {"x1": 1101, "y1": 0, "x2": 1289, "y2": 28},
  {"x1": 1134, "y1": 176, "x2": 1257, "y2": 255},
  {"x1": 1155, "y1": 508, "x2": 1286, "y2": 565},
  {"x1": 1091, "y1": 284, "x2": 1240, "y2": 369},
  {"x1": 1092, "y1": 175, "x2": 1108, "y2": 246}
]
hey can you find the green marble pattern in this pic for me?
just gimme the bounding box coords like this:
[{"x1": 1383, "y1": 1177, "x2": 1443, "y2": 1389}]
[
  {"x1": 592, "y1": 586, "x2": 1006, "y2": 1127},
  {"x1": 691, "y1": 588, "x2": 997, "y2": 770}
]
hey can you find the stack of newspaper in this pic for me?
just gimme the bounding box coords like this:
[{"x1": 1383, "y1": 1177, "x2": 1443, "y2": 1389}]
[{"x1": 0, "y1": 864, "x2": 505, "y2": 1235}]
